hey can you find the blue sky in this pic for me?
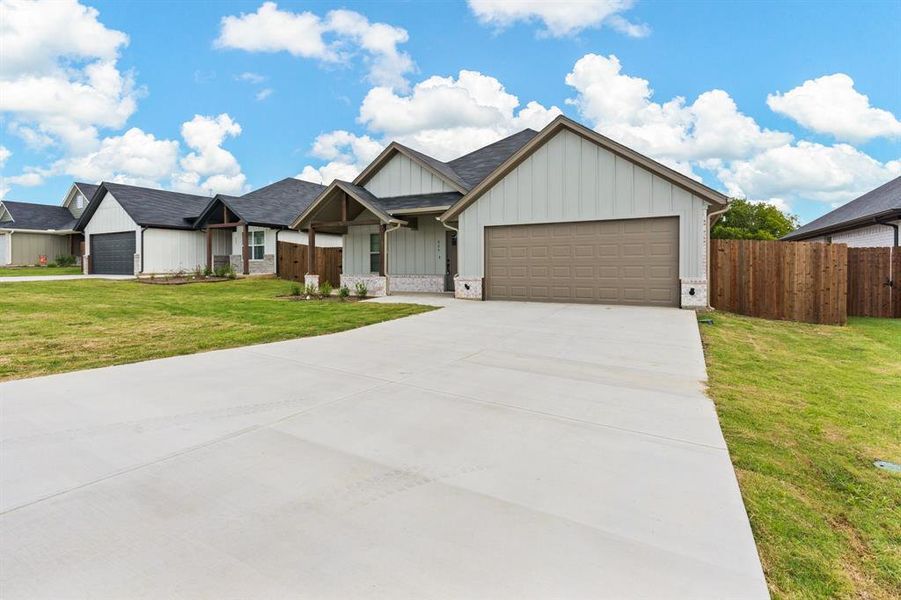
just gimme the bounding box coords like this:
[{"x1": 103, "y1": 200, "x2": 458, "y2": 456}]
[{"x1": 1, "y1": 0, "x2": 899, "y2": 224}]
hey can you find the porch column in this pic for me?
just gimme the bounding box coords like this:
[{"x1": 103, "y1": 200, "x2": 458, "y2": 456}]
[
  {"x1": 307, "y1": 226, "x2": 316, "y2": 275},
  {"x1": 242, "y1": 224, "x2": 249, "y2": 275},
  {"x1": 378, "y1": 223, "x2": 386, "y2": 276},
  {"x1": 206, "y1": 228, "x2": 212, "y2": 270}
]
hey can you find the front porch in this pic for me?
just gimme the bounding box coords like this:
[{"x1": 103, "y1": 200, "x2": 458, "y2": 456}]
[
  {"x1": 196, "y1": 199, "x2": 267, "y2": 275},
  {"x1": 294, "y1": 181, "x2": 458, "y2": 296}
]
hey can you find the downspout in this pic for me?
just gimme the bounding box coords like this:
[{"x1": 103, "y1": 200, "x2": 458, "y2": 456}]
[
  {"x1": 706, "y1": 203, "x2": 731, "y2": 309},
  {"x1": 275, "y1": 228, "x2": 280, "y2": 276},
  {"x1": 877, "y1": 219, "x2": 899, "y2": 247},
  {"x1": 140, "y1": 227, "x2": 147, "y2": 276},
  {"x1": 384, "y1": 222, "x2": 403, "y2": 294}
]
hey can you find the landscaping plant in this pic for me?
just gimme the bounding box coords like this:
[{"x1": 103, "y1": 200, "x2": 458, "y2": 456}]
[
  {"x1": 304, "y1": 282, "x2": 318, "y2": 298},
  {"x1": 338, "y1": 286, "x2": 350, "y2": 301},
  {"x1": 289, "y1": 283, "x2": 302, "y2": 296},
  {"x1": 354, "y1": 281, "x2": 368, "y2": 299},
  {"x1": 318, "y1": 281, "x2": 333, "y2": 297}
]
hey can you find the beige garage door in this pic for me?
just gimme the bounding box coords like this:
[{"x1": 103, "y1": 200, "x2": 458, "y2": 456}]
[{"x1": 486, "y1": 217, "x2": 679, "y2": 306}]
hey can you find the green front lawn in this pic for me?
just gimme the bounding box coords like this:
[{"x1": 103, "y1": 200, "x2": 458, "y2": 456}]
[
  {"x1": 0, "y1": 278, "x2": 435, "y2": 381},
  {"x1": 700, "y1": 313, "x2": 900, "y2": 599},
  {"x1": 0, "y1": 266, "x2": 83, "y2": 277}
]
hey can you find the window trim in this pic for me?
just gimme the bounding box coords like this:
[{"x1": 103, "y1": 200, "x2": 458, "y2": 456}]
[
  {"x1": 249, "y1": 230, "x2": 265, "y2": 261},
  {"x1": 369, "y1": 232, "x2": 381, "y2": 274}
]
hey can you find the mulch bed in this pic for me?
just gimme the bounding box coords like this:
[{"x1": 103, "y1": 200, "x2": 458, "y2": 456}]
[
  {"x1": 276, "y1": 295, "x2": 367, "y2": 302},
  {"x1": 138, "y1": 277, "x2": 232, "y2": 285}
]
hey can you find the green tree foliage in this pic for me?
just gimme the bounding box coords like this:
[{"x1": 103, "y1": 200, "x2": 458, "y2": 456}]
[{"x1": 712, "y1": 199, "x2": 800, "y2": 240}]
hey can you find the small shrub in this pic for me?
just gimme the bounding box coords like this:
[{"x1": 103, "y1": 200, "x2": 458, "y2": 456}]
[
  {"x1": 203, "y1": 265, "x2": 213, "y2": 277},
  {"x1": 225, "y1": 265, "x2": 237, "y2": 280},
  {"x1": 289, "y1": 283, "x2": 302, "y2": 296},
  {"x1": 304, "y1": 282, "x2": 318, "y2": 298},
  {"x1": 47, "y1": 261, "x2": 58, "y2": 268},
  {"x1": 318, "y1": 281, "x2": 333, "y2": 297},
  {"x1": 193, "y1": 265, "x2": 205, "y2": 279},
  {"x1": 214, "y1": 264, "x2": 228, "y2": 278},
  {"x1": 354, "y1": 281, "x2": 368, "y2": 298},
  {"x1": 338, "y1": 286, "x2": 350, "y2": 301},
  {"x1": 55, "y1": 255, "x2": 77, "y2": 267}
]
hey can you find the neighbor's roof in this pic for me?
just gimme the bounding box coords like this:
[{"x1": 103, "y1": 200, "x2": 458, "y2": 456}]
[
  {"x1": 0, "y1": 200, "x2": 78, "y2": 231},
  {"x1": 228, "y1": 178, "x2": 326, "y2": 227},
  {"x1": 73, "y1": 182, "x2": 99, "y2": 201},
  {"x1": 76, "y1": 182, "x2": 212, "y2": 230},
  {"x1": 447, "y1": 129, "x2": 539, "y2": 189},
  {"x1": 783, "y1": 176, "x2": 901, "y2": 240}
]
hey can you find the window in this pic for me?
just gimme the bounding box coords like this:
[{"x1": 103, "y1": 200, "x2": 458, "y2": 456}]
[
  {"x1": 369, "y1": 233, "x2": 381, "y2": 273},
  {"x1": 250, "y1": 230, "x2": 265, "y2": 260},
  {"x1": 76, "y1": 194, "x2": 84, "y2": 209}
]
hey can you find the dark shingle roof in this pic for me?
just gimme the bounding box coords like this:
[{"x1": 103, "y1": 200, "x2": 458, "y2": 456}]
[
  {"x1": 783, "y1": 176, "x2": 901, "y2": 240},
  {"x1": 74, "y1": 182, "x2": 99, "y2": 200},
  {"x1": 90, "y1": 182, "x2": 212, "y2": 229},
  {"x1": 447, "y1": 129, "x2": 539, "y2": 189},
  {"x1": 228, "y1": 178, "x2": 326, "y2": 227},
  {"x1": 372, "y1": 191, "x2": 462, "y2": 213},
  {"x1": 0, "y1": 201, "x2": 78, "y2": 231}
]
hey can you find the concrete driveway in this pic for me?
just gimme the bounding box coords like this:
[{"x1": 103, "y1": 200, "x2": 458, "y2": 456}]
[{"x1": 0, "y1": 296, "x2": 767, "y2": 599}]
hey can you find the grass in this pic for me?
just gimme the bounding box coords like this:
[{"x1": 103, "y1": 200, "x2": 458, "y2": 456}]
[
  {"x1": 0, "y1": 278, "x2": 436, "y2": 381},
  {"x1": 0, "y1": 266, "x2": 83, "y2": 277},
  {"x1": 700, "y1": 312, "x2": 900, "y2": 599}
]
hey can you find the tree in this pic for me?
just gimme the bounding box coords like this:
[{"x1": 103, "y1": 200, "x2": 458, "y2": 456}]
[{"x1": 711, "y1": 199, "x2": 799, "y2": 240}]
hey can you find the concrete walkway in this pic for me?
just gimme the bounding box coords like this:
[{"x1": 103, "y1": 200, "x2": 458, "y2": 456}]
[
  {"x1": 0, "y1": 296, "x2": 767, "y2": 599},
  {"x1": 0, "y1": 274, "x2": 134, "y2": 282}
]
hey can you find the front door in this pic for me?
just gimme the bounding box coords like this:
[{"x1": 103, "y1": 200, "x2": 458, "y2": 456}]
[{"x1": 445, "y1": 230, "x2": 458, "y2": 292}]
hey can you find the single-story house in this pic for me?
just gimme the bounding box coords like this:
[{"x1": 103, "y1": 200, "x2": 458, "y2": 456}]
[
  {"x1": 0, "y1": 182, "x2": 97, "y2": 266},
  {"x1": 76, "y1": 179, "x2": 340, "y2": 276},
  {"x1": 293, "y1": 115, "x2": 728, "y2": 308},
  {"x1": 782, "y1": 176, "x2": 900, "y2": 247},
  {"x1": 193, "y1": 178, "x2": 341, "y2": 276}
]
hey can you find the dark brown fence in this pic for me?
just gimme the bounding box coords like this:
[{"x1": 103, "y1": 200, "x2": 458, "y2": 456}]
[
  {"x1": 710, "y1": 240, "x2": 848, "y2": 325},
  {"x1": 276, "y1": 241, "x2": 342, "y2": 287},
  {"x1": 847, "y1": 247, "x2": 899, "y2": 318}
]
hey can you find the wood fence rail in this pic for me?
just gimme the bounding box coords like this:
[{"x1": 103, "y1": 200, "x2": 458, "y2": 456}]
[
  {"x1": 710, "y1": 240, "x2": 848, "y2": 325},
  {"x1": 276, "y1": 241, "x2": 342, "y2": 287}
]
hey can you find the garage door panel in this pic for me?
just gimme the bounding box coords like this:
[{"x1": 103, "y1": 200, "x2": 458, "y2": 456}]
[
  {"x1": 486, "y1": 217, "x2": 679, "y2": 307},
  {"x1": 91, "y1": 231, "x2": 135, "y2": 275}
]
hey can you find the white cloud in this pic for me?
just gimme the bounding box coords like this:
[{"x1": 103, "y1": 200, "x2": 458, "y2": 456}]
[
  {"x1": 767, "y1": 73, "x2": 901, "y2": 143},
  {"x1": 236, "y1": 72, "x2": 266, "y2": 84},
  {"x1": 216, "y1": 3, "x2": 414, "y2": 90},
  {"x1": 56, "y1": 128, "x2": 180, "y2": 188},
  {"x1": 255, "y1": 88, "x2": 273, "y2": 101},
  {"x1": 0, "y1": 0, "x2": 140, "y2": 154},
  {"x1": 0, "y1": 146, "x2": 10, "y2": 168},
  {"x1": 468, "y1": 0, "x2": 649, "y2": 38},
  {"x1": 175, "y1": 114, "x2": 247, "y2": 195},
  {"x1": 565, "y1": 54, "x2": 791, "y2": 174},
  {"x1": 714, "y1": 142, "x2": 901, "y2": 206},
  {"x1": 299, "y1": 70, "x2": 561, "y2": 184}
]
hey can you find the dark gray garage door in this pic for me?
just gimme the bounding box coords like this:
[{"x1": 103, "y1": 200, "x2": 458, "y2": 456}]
[
  {"x1": 486, "y1": 217, "x2": 679, "y2": 307},
  {"x1": 91, "y1": 232, "x2": 135, "y2": 275}
]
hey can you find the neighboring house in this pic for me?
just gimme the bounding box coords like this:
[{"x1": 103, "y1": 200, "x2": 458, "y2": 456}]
[
  {"x1": 76, "y1": 179, "x2": 341, "y2": 276},
  {"x1": 0, "y1": 182, "x2": 97, "y2": 267},
  {"x1": 782, "y1": 176, "x2": 900, "y2": 247},
  {"x1": 194, "y1": 178, "x2": 341, "y2": 275},
  {"x1": 294, "y1": 115, "x2": 728, "y2": 308}
]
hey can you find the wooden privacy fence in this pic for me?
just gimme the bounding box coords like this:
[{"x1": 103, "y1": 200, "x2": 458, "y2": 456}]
[
  {"x1": 276, "y1": 241, "x2": 342, "y2": 287},
  {"x1": 710, "y1": 240, "x2": 848, "y2": 325},
  {"x1": 847, "y1": 247, "x2": 900, "y2": 318}
]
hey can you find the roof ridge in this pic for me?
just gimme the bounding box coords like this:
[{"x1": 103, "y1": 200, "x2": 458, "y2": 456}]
[{"x1": 447, "y1": 128, "x2": 538, "y2": 166}]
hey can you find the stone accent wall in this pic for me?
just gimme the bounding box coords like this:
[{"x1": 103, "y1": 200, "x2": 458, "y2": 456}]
[
  {"x1": 83, "y1": 256, "x2": 90, "y2": 274},
  {"x1": 133, "y1": 254, "x2": 141, "y2": 276},
  {"x1": 388, "y1": 275, "x2": 445, "y2": 293},
  {"x1": 341, "y1": 274, "x2": 387, "y2": 297},
  {"x1": 213, "y1": 255, "x2": 229, "y2": 270},
  {"x1": 229, "y1": 255, "x2": 243, "y2": 274},
  {"x1": 454, "y1": 276, "x2": 483, "y2": 300},
  {"x1": 680, "y1": 278, "x2": 708, "y2": 309},
  {"x1": 249, "y1": 254, "x2": 275, "y2": 275},
  {"x1": 304, "y1": 274, "x2": 320, "y2": 288}
]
